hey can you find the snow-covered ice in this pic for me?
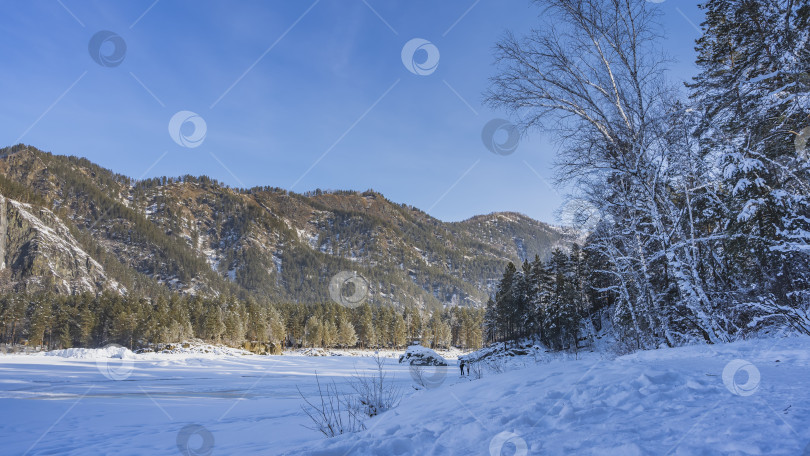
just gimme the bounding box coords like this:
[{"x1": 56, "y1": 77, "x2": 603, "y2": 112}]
[
  {"x1": 1, "y1": 348, "x2": 416, "y2": 455},
  {"x1": 2, "y1": 336, "x2": 809, "y2": 455}
]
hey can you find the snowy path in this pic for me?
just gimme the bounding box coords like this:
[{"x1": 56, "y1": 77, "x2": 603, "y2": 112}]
[{"x1": 2, "y1": 337, "x2": 809, "y2": 455}]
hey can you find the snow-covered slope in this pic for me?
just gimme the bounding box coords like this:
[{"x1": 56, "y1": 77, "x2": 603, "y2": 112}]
[{"x1": 290, "y1": 336, "x2": 810, "y2": 455}]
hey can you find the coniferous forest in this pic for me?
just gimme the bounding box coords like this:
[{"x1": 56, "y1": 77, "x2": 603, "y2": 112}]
[{"x1": 0, "y1": 292, "x2": 483, "y2": 352}]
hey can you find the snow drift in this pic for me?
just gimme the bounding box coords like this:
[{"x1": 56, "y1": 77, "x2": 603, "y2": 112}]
[{"x1": 44, "y1": 345, "x2": 135, "y2": 360}]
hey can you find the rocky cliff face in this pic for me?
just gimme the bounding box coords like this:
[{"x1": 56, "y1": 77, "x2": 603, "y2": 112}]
[
  {"x1": 0, "y1": 195, "x2": 6, "y2": 271},
  {"x1": 0, "y1": 146, "x2": 575, "y2": 307},
  {"x1": 0, "y1": 195, "x2": 120, "y2": 294}
]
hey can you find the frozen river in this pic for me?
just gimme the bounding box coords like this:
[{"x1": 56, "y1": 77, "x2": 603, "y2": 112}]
[{"x1": 0, "y1": 351, "x2": 430, "y2": 455}]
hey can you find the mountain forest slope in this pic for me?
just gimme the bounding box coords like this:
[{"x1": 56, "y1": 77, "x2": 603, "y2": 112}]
[{"x1": 0, "y1": 145, "x2": 574, "y2": 309}]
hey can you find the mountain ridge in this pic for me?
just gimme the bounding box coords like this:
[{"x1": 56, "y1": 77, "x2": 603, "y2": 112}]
[{"x1": 0, "y1": 145, "x2": 576, "y2": 308}]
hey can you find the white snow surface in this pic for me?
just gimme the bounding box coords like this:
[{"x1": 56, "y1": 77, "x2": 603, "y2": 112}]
[{"x1": 1, "y1": 336, "x2": 809, "y2": 455}]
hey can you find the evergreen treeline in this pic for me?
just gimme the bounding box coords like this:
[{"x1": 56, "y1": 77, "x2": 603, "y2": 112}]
[
  {"x1": 486, "y1": 0, "x2": 810, "y2": 348},
  {"x1": 485, "y1": 247, "x2": 602, "y2": 352},
  {"x1": 0, "y1": 292, "x2": 484, "y2": 352}
]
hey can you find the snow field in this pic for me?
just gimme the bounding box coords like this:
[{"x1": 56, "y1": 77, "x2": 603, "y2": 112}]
[
  {"x1": 0, "y1": 336, "x2": 809, "y2": 455},
  {"x1": 294, "y1": 336, "x2": 810, "y2": 455},
  {"x1": 0, "y1": 349, "x2": 432, "y2": 455}
]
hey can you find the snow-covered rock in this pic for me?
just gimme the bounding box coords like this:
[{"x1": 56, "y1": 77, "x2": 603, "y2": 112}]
[
  {"x1": 298, "y1": 348, "x2": 332, "y2": 357},
  {"x1": 45, "y1": 345, "x2": 135, "y2": 360},
  {"x1": 137, "y1": 342, "x2": 253, "y2": 357},
  {"x1": 398, "y1": 344, "x2": 448, "y2": 366},
  {"x1": 43, "y1": 341, "x2": 253, "y2": 359}
]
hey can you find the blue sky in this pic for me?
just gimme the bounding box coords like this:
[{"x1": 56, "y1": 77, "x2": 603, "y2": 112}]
[{"x1": 0, "y1": 0, "x2": 704, "y2": 223}]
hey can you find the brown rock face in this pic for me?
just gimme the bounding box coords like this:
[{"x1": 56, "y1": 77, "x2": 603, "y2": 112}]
[{"x1": 0, "y1": 195, "x2": 120, "y2": 294}]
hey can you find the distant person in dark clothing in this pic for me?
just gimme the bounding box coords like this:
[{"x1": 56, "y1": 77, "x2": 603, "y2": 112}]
[
  {"x1": 459, "y1": 360, "x2": 465, "y2": 376},
  {"x1": 466, "y1": 362, "x2": 470, "y2": 376}
]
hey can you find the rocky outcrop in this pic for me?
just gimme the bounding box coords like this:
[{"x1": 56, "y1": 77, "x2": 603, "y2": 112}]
[
  {"x1": 0, "y1": 195, "x2": 121, "y2": 294},
  {"x1": 0, "y1": 195, "x2": 6, "y2": 270}
]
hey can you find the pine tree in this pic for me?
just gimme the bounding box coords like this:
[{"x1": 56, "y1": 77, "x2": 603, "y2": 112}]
[
  {"x1": 494, "y1": 262, "x2": 518, "y2": 343},
  {"x1": 245, "y1": 298, "x2": 268, "y2": 342},
  {"x1": 202, "y1": 305, "x2": 225, "y2": 343},
  {"x1": 528, "y1": 255, "x2": 552, "y2": 343},
  {"x1": 355, "y1": 303, "x2": 376, "y2": 348},
  {"x1": 223, "y1": 297, "x2": 246, "y2": 344},
  {"x1": 406, "y1": 307, "x2": 422, "y2": 342},
  {"x1": 483, "y1": 297, "x2": 498, "y2": 344},
  {"x1": 337, "y1": 315, "x2": 358, "y2": 347},
  {"x1": 266, "y1": 305, "x2": 286, "y2": 346},
  {"x1": 392, "y1": 312, "x2": 407, "y2": 348},
  {"x1": 322, "y1": 319, "x2": 338, "y2": 348},
  {"x1": 304, "y1": 316, "x2": 322, "y2": 347},
  {"x1": 692, "y1": 0, "x2": 810, "y2": 332}
]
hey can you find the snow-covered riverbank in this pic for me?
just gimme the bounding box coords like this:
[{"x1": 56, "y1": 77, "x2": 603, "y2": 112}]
[{"x1": 2, "y1": 336, "x2": 809, "y2": 455}]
